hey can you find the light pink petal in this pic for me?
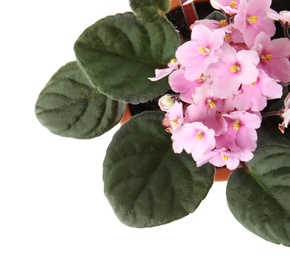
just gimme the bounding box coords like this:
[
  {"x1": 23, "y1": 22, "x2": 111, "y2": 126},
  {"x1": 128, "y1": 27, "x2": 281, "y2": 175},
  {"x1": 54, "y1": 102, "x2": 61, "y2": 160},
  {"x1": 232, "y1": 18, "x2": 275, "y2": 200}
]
[{"x1": 169, "y1": 69, "x2": 201, "y2": 103}]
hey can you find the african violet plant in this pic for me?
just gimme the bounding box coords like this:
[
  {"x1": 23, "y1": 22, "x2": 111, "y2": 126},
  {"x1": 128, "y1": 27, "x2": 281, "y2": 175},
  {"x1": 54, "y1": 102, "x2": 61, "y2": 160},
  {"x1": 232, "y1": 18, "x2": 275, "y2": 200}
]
[{"x1": 35, "y1": 0, "x2": 290, "y2": 246}]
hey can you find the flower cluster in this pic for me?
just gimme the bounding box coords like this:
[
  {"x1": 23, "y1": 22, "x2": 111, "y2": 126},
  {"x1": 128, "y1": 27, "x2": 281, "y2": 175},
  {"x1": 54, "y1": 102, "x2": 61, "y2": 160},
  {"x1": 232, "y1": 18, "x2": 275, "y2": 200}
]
[{"x1": 150, "y1": 0, "x2": 290, "y2": 170}]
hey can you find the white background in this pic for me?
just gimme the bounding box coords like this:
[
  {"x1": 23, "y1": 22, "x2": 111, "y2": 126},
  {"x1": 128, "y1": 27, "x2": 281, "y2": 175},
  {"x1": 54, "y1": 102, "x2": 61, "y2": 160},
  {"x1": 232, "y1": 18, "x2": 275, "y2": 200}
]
[{"x1": 1, "y1": 0, "x2": 290, "y2": 259}]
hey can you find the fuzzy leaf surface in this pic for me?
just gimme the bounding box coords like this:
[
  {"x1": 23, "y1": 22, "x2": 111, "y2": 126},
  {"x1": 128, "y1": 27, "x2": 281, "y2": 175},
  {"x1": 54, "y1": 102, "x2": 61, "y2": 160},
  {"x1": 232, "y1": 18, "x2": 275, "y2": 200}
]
[
  {"x1": 129, "y1": 0, "x2": 170, "y2": 22},
  {"x1": 74, "y1": 12, "x2": 181, "y2": 104},
  {"x1": 103, "y1": 111, "x2": 214, "y2": 227},
  {"x1": 227, "y1": 144, "x2": 290, "y2": 246},
  {"x1": 35, "y1": 61, "x2": 125, "y2": 139}
]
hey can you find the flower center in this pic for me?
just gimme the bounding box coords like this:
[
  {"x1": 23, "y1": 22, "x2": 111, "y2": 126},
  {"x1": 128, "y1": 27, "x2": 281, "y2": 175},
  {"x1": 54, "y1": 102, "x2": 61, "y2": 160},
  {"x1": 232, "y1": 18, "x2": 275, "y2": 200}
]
[
  {"x1": 171, "y1": 58, "x2": 177, "y2": 64},
  {"x1": 220, "y1": 20, "x2": 227, "y2": 27},
  {"x1": 260, "y1": 53, "x2": 272, "y2": 63},
  {"x1": 195, "y1": 130, "x2": 204, "y2": 140},
  {"x1": 171, "y1": 118, "x2": 180, "y2": 126},
  {"x1": 232, "y1": 119, "x2": 241, "y2": 130},
  {"x1": 222, "y1": 155, "x2": 229, "y2": 161},
  {"x1": 230, "y1": 1, "x2": 237, "y2": 9},
  {"x1": 246, "y1": 16, "x2": 258, "y2": 24},
  {"x1": 230, "y1": 64, "x2": 241, "y2": 73},
  {"x1": 224, "y1": 33, "x2": 231, "y2": 41},
  {"x1": 206, "y1": 98, "x2": 216, "y2": 109},
  {"x1": 199, "y1": 46, "x2": 210, "y2": 55},
  {"x1": 197, "y1": 75, "x2": 206, "y2": 82}
]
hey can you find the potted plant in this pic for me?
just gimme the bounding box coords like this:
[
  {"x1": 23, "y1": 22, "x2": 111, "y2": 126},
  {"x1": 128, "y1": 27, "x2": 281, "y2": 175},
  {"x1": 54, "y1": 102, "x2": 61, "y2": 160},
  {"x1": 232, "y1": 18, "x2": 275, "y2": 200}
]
[{"x1": 35, "y1": 0, "x2": 290, "y2": 246}]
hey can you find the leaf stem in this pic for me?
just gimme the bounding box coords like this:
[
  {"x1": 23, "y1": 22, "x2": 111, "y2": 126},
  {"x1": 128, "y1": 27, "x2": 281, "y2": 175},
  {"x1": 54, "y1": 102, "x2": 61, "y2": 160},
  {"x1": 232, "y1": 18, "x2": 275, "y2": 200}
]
[
  {"x1": 262, "y1": 110, "x2": 282, "y2": 118},
  {"x1": 283, "y1": 22, "x2": 290, "y2": 39},
  {"x1": 179, "y1": 0, "x2": 199, "y2": 28}
]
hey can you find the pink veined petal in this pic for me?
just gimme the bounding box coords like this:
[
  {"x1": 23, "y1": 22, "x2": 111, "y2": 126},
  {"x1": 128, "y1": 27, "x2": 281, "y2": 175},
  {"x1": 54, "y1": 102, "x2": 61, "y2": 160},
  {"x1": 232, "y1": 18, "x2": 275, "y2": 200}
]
[
  {"x1": 267, "y1": 9, "x2": 281, "y2": 21},
  {"x1": 236, "y1": 50, "x2": 260, "y2": 85},
  {"x1": 260, "y1": 57, "x2": 290, "y2": 83},
  {"x1": 258, "y1": 70, "x2": 283, "y2": 100},
  {"x1": 148, "y1": 67, "x2": 173, "y2": 81},
  {"x1": 176, "y1": 41, "x2": 200, "y2": 67},
  {"x1": 236, "y1": 127, "x2": 258, "y2": 152},
  {"x1": 267, "y1": 38, "x2": 290, "y2": 58},
  {"x1": 247, "y1": 0, "x2": 271, "y2": 15},
  {"x1": 171, "y1": 122, "x2": 216, "y2": 160},
  {"x1": 233, "y1": 84, "x2": 267, "y2": 111},
  {"x1": 169, "y1": 69, "x2": 201, "y2": 103},
  {"x1": 191, "y1": 24, "x2": 212, "y2": 45},
  {"x1": 148, "y1": 60, "x2": 179, "y2": 81}
]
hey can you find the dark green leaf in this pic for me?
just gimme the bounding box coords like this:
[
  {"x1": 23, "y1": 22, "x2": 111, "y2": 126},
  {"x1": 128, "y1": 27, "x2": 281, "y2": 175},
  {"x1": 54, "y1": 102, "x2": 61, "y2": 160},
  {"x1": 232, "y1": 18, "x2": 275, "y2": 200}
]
[
  {"x1": 103, "y1": 111, "x2": 214, "y2": 227},
  {"x1": 74, "y1": 12, "x2": 181, "y2": 104},
  {"x1": 205, "y1": 11, "x2": 226, "y2": 21},
  {"x1": 129, "y1": 0, "x2": 170, "y2": 22},
  {"x1": 35, "y1": 61, "x2": 125, "y2": 139},
  {"x1": 227, "y1": 144, "x2": 290, "y2": 246}
]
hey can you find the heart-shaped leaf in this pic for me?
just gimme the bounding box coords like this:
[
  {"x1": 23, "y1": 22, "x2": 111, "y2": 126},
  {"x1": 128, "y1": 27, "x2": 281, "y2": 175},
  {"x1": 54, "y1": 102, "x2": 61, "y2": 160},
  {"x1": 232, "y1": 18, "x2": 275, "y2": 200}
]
[
  {"x1": 226, "y1": 144, "x2": 290, "y2": 246},
  {"x1": 35, "y1": 61, "x2": 125, "y2": 139},
  {"x1": 129, "y1": 0, "x2": 170, "y2": 22},
  {"x1": 74, "y1": 12, "x2": 181, "y2": 104},
  {"x1": 103, "y1": 111, "x2": 215, "y2": 227}
]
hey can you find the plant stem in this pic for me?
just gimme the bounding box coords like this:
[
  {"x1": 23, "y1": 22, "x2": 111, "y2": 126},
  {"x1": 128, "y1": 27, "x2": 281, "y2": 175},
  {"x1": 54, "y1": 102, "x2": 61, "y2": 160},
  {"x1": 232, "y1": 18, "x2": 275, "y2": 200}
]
[
  {"x1": 262, "y1": 110, "x2": 282, "y2": 118},
  {"x1": 283, "y1": 22, "x2": 290, "y2": 39},
  {"x1": 179, "y1": 0, "x2": 199, "y2": 28}
]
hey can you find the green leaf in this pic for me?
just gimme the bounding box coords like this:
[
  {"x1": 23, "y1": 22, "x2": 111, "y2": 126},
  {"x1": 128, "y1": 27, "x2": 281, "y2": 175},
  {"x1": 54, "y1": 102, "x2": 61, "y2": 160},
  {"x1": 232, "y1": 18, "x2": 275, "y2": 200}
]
[
  {"x1": 226, "y1": 144, "x2": 290, "y2": 246},
  {"x1": 205, "y1": 11, "x2": 226, "y2": 21},
  {"x1": 129, "y1": 0, "x2": 170, "y2": 22},
  {"x1": 35, "y1": 61, "x2": 125, "y2": 139},
  {"x1": 103, "y1": 111, "x2": 215, "y2": 227},
  {"x1": 74, "y1": 12, "x2": 181, "y2": 104}
]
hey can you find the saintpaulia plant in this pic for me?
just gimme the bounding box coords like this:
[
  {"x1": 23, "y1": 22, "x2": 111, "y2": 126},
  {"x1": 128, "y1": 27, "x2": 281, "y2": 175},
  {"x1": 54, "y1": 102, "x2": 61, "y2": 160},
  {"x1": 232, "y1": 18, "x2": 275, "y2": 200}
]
[
  {"x1": 151, "y1": 0, "x2": 290, "y2": 170},
  {"x1": 35, "y1": 0, "x2": 290, "y2": 246}
]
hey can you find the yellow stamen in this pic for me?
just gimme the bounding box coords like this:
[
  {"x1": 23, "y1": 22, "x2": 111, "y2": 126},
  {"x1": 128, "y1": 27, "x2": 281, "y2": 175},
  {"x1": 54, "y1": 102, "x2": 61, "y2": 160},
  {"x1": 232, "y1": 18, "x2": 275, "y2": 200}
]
[
  {"x1": 230, "y1": 64, "x2": 241, "y2": 73},
  {"x1": 247, "y1": 16, "x2": 258, "y2": 24},
  {"x1": 220, "y1": 20, "x2": 227, "y2": 27},
  {"x1": 224, "y1": 33, "x2": 231, "y2": 41},
  {"x1": 260, "y1": 53, "x2": 272, "y2": 63},
  {"x1": 199, "y1": 46, "x2": 210, "y2": 55},
  {"x1": 207, "y1": 98, "x2": 216, "y2": 109},
  {"x1": 196, "y1": 130, "x2": 204, "y2": 141},
  {"x1": 233, "y1": 119, "x2": 241, "y2": 130},
  {"x1": 222, "y1": 155, "x2": 229, "y2": 161},
  {"x1": 171, "y1": 58, "x2": 177, "y2": 63},
  {"x1": 250, "y1": 82, "x2": 256, "y2": 86},
  {"x1": 197, "y1": 75, "x2": 206, "y2": 82},
  {"x1": 230, "y1": 1, "x2": 237, "y2": 9},
  {"x1": 171, "y1": 118, "x2": 180, "y2": 126}
]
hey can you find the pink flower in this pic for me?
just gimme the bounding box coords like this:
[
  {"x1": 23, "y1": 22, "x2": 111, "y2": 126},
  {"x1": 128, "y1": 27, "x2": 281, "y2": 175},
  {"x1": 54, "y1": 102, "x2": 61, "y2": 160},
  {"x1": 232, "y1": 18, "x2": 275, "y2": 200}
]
[
  {"x1": 205, "y1": 44, "x2": 259, "y2": 98},
  {"x1": 279, "y1": 93, "x2": 290, "y2": 134},
  {"x1": 210, "y1": 0, "x2": 241, "y2": 15},
  {"x1": 252, "y1": 32, "x2": 290, "y2": 83},
  {"x1": 233, "y1": 69, "x2": 283, "y2": 111},
  {"x1": 162, "y1": 101, "x2": 184, "y2": 133},
  {"x1": 169, "y1": 69, "x2": 208, "y2": 103},
  {"x1": 148, "y1": 59, "x2": 179, "y2": 81},
  {"x1": 216, "y1": 111, "x2": 261, "y2": 152},
  {"x1": 171, "y1": 122, "x2": 216, "y2": 161},
  {"x1": 234, "y1": 0, "x2": 276, "y2": 47},
  {"x1": 176, "y1": 24, "x2": 225, "y2": 80},
  {"x1": 267, "y1": 9, "x2": 290, "y2": 25},
  {"x1": 184, "y1": 83, "x2": 233, "y2": 135},
  {"x1": 196, "y1": 148, "x2": 253, "y2": 170}
]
